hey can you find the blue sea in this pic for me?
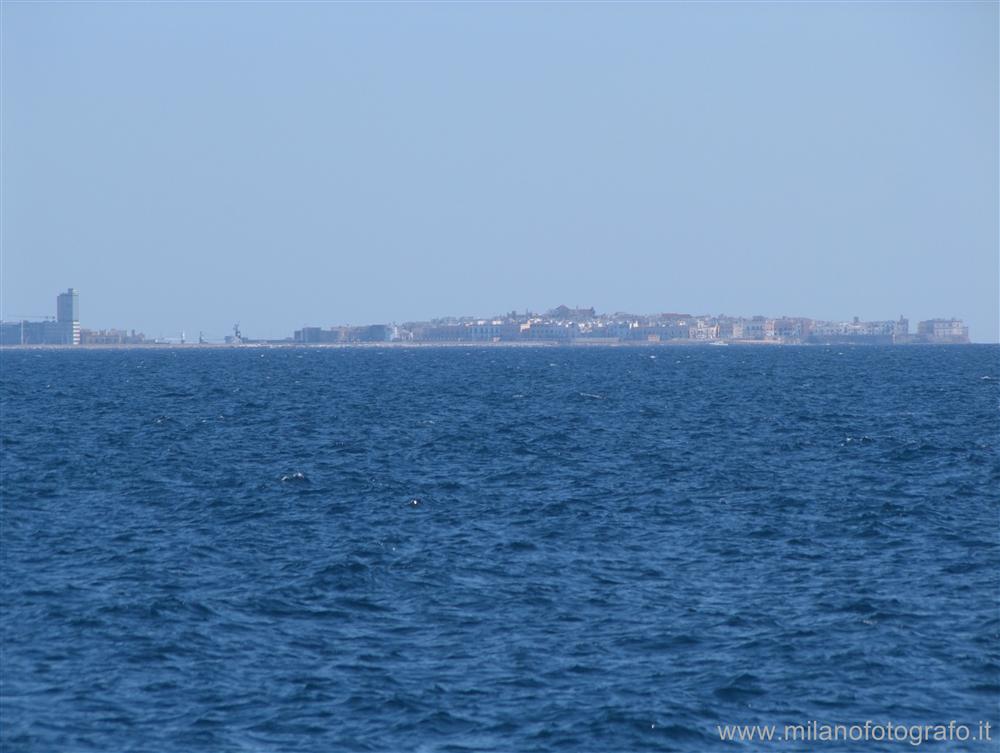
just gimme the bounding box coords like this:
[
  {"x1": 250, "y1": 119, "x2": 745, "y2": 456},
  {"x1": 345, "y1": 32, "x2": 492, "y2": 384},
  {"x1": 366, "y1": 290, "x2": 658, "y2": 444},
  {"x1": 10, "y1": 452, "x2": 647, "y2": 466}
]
[{"x1": 2, "y1": 345, "x2": 998, "y2": 752}]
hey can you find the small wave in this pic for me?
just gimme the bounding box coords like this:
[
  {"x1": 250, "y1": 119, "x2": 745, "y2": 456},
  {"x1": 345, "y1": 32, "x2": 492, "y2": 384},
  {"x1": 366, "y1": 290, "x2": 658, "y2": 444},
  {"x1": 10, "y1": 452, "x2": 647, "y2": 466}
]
[
  {"x1": 841, "y1": 435, "x2": 873, "y2": 446},
  {"x1": 503, "y1": 540, "x2": 537, "y2": 552},
  {"x1": 713, "y1": 672, "x2": 766, "y2": 701},
  {"x1": 970, "y1": 682, "x2": 1000, "y2": 694},
  {"x1": 281, "y1": 472, "x2": 309, "y2": 483}
]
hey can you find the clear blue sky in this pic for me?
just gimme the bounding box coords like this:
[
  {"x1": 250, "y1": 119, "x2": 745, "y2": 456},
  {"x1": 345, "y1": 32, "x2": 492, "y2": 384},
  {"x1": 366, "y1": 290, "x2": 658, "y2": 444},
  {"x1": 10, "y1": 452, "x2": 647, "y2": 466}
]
[{"x1": 3, "y1": 1, "x2": 997, "y2": 341}]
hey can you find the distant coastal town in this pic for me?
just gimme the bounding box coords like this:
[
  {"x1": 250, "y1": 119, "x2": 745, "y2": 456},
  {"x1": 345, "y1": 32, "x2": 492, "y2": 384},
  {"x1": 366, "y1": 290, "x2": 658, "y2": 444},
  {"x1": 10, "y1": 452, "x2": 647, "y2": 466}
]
[{"x1": 0, "y1": 289, "x2": 972, "y2": 347}]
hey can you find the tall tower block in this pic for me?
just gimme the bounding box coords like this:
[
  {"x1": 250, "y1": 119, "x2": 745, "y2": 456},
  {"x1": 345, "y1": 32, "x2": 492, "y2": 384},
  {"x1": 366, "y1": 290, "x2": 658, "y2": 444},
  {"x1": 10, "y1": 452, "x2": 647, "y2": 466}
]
[{"x1": 56, "y1": 288, "x2": 80, "y2": 345}]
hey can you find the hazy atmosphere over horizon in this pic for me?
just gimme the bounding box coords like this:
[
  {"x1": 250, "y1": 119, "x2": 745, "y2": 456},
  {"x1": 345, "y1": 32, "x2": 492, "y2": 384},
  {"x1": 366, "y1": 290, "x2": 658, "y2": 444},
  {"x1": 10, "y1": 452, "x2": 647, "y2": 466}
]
[{"x1": 3, "y1": 2, "x2": 997, "y2": 342}]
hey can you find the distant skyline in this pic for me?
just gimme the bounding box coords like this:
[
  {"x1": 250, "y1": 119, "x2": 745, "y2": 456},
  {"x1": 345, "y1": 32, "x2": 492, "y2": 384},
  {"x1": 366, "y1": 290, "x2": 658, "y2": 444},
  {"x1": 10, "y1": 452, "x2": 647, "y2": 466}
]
[
  {"x1": 3, "y1": 2, "x2": 997, "y2": 342},
  {"x1": 0, "y1": 288, "x2": 979, "y2": 345}
]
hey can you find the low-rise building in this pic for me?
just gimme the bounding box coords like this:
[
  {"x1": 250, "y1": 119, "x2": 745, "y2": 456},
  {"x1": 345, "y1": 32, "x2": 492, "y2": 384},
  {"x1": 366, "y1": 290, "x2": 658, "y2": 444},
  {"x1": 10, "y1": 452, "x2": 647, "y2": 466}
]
[
  {"x1": 917, "y1": 319, "x2": 969, "y2": 343},
  {"x1": 741, "y1": 317, "x2": 776, "y2": 341},
  {"x1": 717, "y1": 318, "x2": 744, "y2": 340},
  {"x1": 80, "y1": 328, "x2": 146, "y2": 345},
  {"x1": 523, "y1": 321, "x2": 576, "y2": 340},
  {"x1": 0, "y1": 319, "x2": 76, "y2": 345},
  {"x1": 688, "y1": 320, "x2": 720, "y2": 341},
  {"x1": 294, "y1": 326, "x2": 344, "y2": 343},
  {"x1": 773, "y1": 317, "x2": 812, "y2": 342}
]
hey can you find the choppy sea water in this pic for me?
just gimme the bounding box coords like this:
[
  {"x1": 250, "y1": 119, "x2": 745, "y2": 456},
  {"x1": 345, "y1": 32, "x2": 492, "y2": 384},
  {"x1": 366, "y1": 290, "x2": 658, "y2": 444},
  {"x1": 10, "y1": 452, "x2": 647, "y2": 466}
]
[{"x1": 2, "y1": 345, "x2": 998, "y2": 752}]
